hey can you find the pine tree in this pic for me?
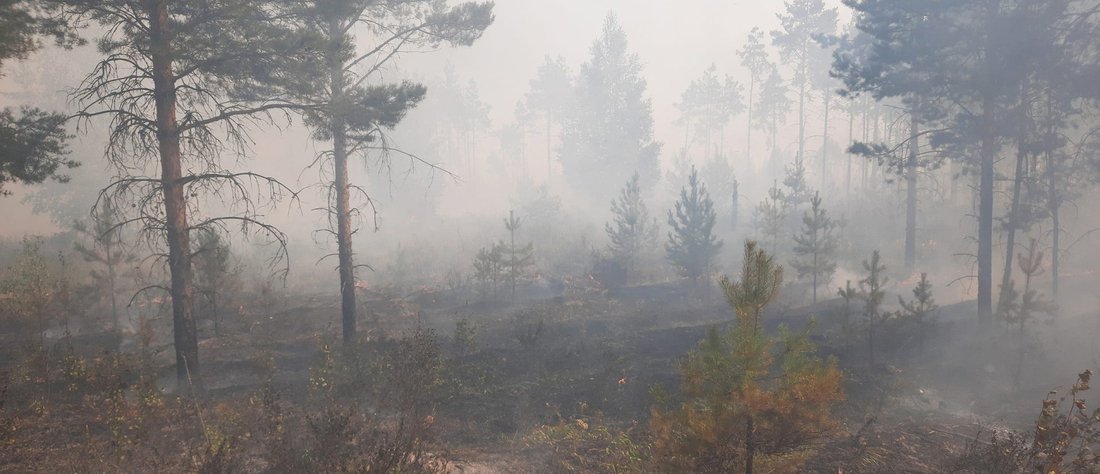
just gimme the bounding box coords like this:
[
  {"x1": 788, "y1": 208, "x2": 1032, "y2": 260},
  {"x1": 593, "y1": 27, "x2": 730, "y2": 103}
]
[
  {"x1": 782, "y1": 154, "x2": 812, "y2": 209},
  {"x1": 473, "y1": 241, "x2": 506, "y2": 300},
  {"x1": 652, "y1": 241, "x2": 842, "y2": 474},
  {"x1": 436, "y1": 67, "x2": 493, "y2": 176},
  {"x1": 606, "y1": 172, "x2": 658, "y2": 277},
  {"x1": 998, "y1": 239, "x2": 1057, "y2": 387},
  {"x1": 859, "y1": 250, "x2": 887, "y2": 365},
  {"x1": 0, "y1": 3, "x2": 78, "y2": 197},
  {"x1": 772, "y1": 0, "x2": 839, "y2": 181},
  {"x1": 723, "y1": 240, "x2": 784, "y2": 333},
  {"x1": 524, "y1": 55, "x2": 572, "y2": 179},
  {"x1": 503, "y1": 210, "x2": 534, "y2": 301},
  {"x1": 739, "y1": 27, "x2": 771, "y2": 163},
  {"x1": 294, "y1": 0, "x2": 493, "y2": 344},
  {"x1": 52, "y1": 0, "x2": 330, "y2": 384},
  {"x1": 754, "y1": 180, "x2": 788, "y2": 255},
  {"x1": 675, "y1": 64, "x2": 743, "y2": 157},
  {"x1": 666, "y1": 166, "x2": 722, "y2": 283},
  {"x1": 753, "y1": 66, "x2": 792, "y2": 151},
  {"x1": 837, "y1": 280, "x2": 857, "y2": 353},
  {"x1": 837, "y1": 0, "x2": 1081, "y2": 322},
  {"x1": 0, "y1": 107, "x2": 77, "y2": 196},
  {"x1": 73, "y1": 199, "x2": 134, "y2": 332},
  {"x1": 791, "y1": 192, "x2": 837, "y2": 303},
  {"x1": 898, "y1": 273, "x2": 937, "y2": 353},
  {"x1": 701, "y1": 155, "x2": 739, "y2": 230},
  {"x1": 192, "y1": 229, "x2": 239, "y2": 337},
  {"x1": 561, "y1": 13, "x2": 661, "y2": 202}
]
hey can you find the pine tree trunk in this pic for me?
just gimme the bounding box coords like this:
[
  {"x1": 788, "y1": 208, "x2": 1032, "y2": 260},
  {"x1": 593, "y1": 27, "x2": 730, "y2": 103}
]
[
  {"x1": 1045, "y1": 94, "x2": 1060, "y2": 296},
  {"x1": 868, "y1": 315, "x2": 875, "y2": 366},
  {"x1": 862, "y1": 102, "x2": 870, "y2": 189},
  {"x1": 546, "y1": 111, "x2": 552, "y2": 181},
  {"x1": 981, "y1": 95, "x2": 998, "y2": 323},
  {"x1": 847, "y1": 107, "x2": 854, "y2": 215},
  {"x1": 107, "y1": 239, "x2": 119, "y2": 333},
  {"x1": 330, "y1": 20, "x2": 357, "y2": 344},
  {"x1": 683, "y1": 122, "x2": 690, "y2": 154},
  {"x1": 747, "y1": 78, "x2": 755, "y2": 165},
  {"x1": 905, "y1": 111, "x2": 919, "y2": 269},
  {"x1": 1051, "y1": 200, "x2": 1059, "y2": 295},
  {"x1": 821, "y1": 92, "x2": 830, "y2": 191},
  {"x1": 812, "y1": 265, "x2": 818, "y2": 304},
  {"x1": 148, "y1": 0, "x2": 199, "y2": 386},
  {"x1": 998, "y1": 137, "x2": 1028, "y2": 312},
  {"x1": 798, "y1": 70, "x2": 806, "y2": 164},
  {"x1": 978, "y1": 98, "x2": 996, "y2": 323},
  {"x1": 745, "y1": 414, "x2": 755, "y2": 474},
  {"x1": 771, "y1": 114, "x2": 777, "y2": 152},
  {"x1": 211, "y1": 279, "x2": 219, "y2": 336},
  {"x1": 510, "y1": 211, "x2": 517, "y2": 302}
]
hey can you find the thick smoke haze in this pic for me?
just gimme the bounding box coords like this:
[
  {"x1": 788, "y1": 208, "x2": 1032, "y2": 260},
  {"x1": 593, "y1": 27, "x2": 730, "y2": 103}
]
[
  {"x1": 3, "y1": 0, "x2": 1100, "y2": 472},
  {"x1": 0, "y1": 0, "x2": 843, "y2": 233}
]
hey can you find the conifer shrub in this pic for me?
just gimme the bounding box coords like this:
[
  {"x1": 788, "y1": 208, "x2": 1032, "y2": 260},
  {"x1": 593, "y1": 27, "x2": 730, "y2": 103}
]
[{"x1": 651, "y1": 241, "x2": 843, "y2": 473}]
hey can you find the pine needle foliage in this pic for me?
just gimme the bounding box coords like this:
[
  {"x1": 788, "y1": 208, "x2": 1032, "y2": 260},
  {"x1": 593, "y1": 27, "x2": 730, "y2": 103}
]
[
  {"x1": 837, "y1": 280, "x2": 858, "y2": 353},
  {"x1": 782, "y1": 155, "x2": 812, "y2": 209},
  {"x1": 652, "y1": 241, "x2": 843, "y2": 474},
  {"x1": 897, "y1": 273, "x2": 938, "y2": 353},
  {"x1": 504, "y1": 210, "x2": 534, "y2": 301},
  {"x1": 790, "y1": 191, "x2": 837, "y2": 303},
  {"x1": 73, "y1": 199, "x2": 135, "y2": 332},
  {"x1": 998, "y1": 239, "x2": 1057, "y2": 388},
  {"x1": 723, "y1": 240, "x2": 784, "y2": 334},
  {"x1": 666, "y1": 165, "x2": 722, "y2": 282},
  {"x1": 606, "y1": 171, "x2": 657, "y2": 273},
  {"x1": 754, "y1": 180, "x2": 788, "y2": 255},
  {"x1": 859, "y1": 250, "x2": 888, "y2": 365},
  {"x1": 192, "y1": 229, "x2": 239, "y2": 337}
]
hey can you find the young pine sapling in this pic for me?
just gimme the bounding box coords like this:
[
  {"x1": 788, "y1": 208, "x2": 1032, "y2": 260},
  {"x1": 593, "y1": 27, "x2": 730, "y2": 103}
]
[
  {"x1": 504, "y1": 210, "x2": 534, "y2": 301},
  {"x1": 837, "y1": 280, "x2": 858, "y2": 353},
  {"x1": 790, "y1": 191, "x2": 838, "y2": 303},
  {"x1": 898, "y1": 273, "x2": 938, "y2": 354},
  {"x1": 859, "y1": 250, "x2": 887, "y2": 365},
  {"x1": 73, "y1": 199, "x2": 136, "y2": 333},
  {"x1": 652, "y1": 240, "x2": 841, "y2": 474},
  {"x1": 998, "y1": 239, "x2": 1057, "y2": 388},
  {"x1": 192, "y1": 230, "x2": 240, "y2": 337},
  {"x1": 666, "y1": 166, "x2": 722, "y2": 284},
  {"x1": 605, "y1": 172, "x2": 658, "y2": 279},
  {"x1": 754, "y1": 180, "x2": 788, "y2": 255}
]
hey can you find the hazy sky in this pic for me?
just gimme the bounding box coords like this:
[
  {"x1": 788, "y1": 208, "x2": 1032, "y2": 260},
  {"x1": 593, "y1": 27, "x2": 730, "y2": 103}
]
[
  {"x1": 0, "y1": 0, "x2": 849, "y2": 236},
  {"x1": 404, "y1": 0, "x2": 824, "y2": 154}
]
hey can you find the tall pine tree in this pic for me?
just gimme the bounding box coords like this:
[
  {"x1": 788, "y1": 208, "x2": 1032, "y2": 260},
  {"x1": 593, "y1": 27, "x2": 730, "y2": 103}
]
[
  {"x1": 53, "y1": 0, "x2": 323, "y2": 384},
  {"x1": 561, "y1": 13, "x2": 661, "y2": 204},
  {"x1": 294, "y1": 0, "x2": 493, "y2": 343}
]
